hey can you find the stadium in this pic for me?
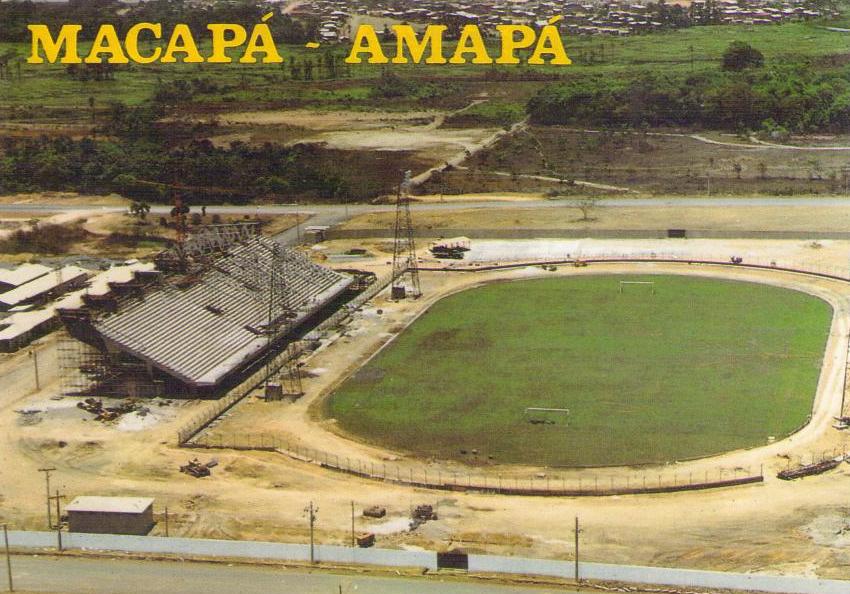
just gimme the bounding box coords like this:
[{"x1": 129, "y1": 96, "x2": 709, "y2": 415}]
[
  {"x1": 52, "y1": 222, "x2": 850, "y2": 495},
  {"x1": 142, "y1": 229, "x2": 848, "y2": 498}
]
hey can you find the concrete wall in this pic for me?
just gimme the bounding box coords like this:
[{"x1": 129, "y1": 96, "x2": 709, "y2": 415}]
[{"x1": 8, "y1": 531, "x2": 850, "y2": 594}]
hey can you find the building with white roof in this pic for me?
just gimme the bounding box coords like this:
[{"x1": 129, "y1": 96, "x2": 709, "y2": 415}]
[
  {"x1": 0, "y1": 263, "x2": 52, "y2": 292},
  {"x1": 0, "y1": 266, "x2": 89, "y2": 311},
  {"x1": 66, "y1": 496, "x2": 155, "y2": 535}
]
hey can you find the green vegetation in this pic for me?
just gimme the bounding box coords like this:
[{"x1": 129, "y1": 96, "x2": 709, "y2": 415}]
[
  {"x1": 442, "y1": 100, "x2": 526, "y2": 129},
  {"x1": 0, "y1": 222, "x2": 89, "y2": 254},
  {"x1": 0, "y1": 0, "x2": 848, "y2": 202},
  {"x1": 722, "y1": 41, "x2": 765, "y2": 72},
  {"x1": 327, "y1": 275, "x2": 831, "y2": 466},
  {"x1": 0, "y1": 130, "x2": 425, "y2": 203},
  {"x1": 528, "y1": 59, "x2": 850, "y2": 131}
]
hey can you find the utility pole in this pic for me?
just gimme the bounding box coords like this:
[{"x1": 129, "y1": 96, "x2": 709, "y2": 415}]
[
  {"x1": 304, "y1": 501, "x2": 318, "y2": 564},
  {"x1": 350, "y1": 501, "x2": 355, "y2": 548},
  {"x1": 48, "y1": 491, "x2": 65, "y2": 552},
  {"x1": 28, "y1": 350, "x2": 39, "y2": 392},
  {"x1": 295, "y1": 212, "x2": 302, "y2": 245},
  {"x1": 37, "y1": 468, "x2": 55, "y2": 529},
  {"x1": 574, "y1": 516, "x2": 582, "y2": 583},
  {"x1": 164, "y1": 506, "x2": 169, "y2": 537},
  {"x1": 3, "y1": 525, "x2": 12, "y2": 592}
]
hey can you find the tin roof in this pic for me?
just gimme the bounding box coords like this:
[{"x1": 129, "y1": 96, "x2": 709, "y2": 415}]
[
  {"x1": 66, "y1": 496, "x2": 154, "y2": 514},
  {"x1": 0, "y1": 263, "x2": 52, "y2": 288},
  {"x1": 93, "y1": 237, "x2": 351, "y2": 387},
  {"x1": 0, "y1": 266, "x2": 89, "y2": 308}
]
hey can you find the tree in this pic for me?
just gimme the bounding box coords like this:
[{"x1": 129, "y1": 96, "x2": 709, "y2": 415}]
[
  {"x1": 722, "y1": 41, "x2": 764, "y2": 72},
  {"x1": 577, "y1": 197, "x2": 597, "y2": 222},
  {"x1": 130, "y1": 201, "x2": 150, "y2": 221}
]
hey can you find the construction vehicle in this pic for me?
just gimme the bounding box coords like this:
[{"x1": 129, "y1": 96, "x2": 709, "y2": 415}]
[
  {"x1": 180, "y1": 458, "x2": 218, "y2": 478},
  {"x1": 429, "y1": 237, "x2": 471, "y2": 260}
]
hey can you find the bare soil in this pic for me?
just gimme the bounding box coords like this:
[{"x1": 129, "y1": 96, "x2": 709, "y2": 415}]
[{"x1": 341, "y1": 203, "x2": 850, "y2": 233}]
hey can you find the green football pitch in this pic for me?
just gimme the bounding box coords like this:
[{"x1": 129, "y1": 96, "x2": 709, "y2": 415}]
[{"x1": 326, "y1": 274, "x2": 832, "y2": 466}]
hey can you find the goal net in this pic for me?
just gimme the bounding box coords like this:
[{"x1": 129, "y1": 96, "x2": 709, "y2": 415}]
[{"x1": 524, "y1": 407, "x2": 570, "y2": 425}]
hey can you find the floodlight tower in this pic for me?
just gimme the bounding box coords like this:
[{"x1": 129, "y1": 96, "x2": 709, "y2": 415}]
[{"x1": 391, "y1": 171, "x2": 421, "y2": 300}]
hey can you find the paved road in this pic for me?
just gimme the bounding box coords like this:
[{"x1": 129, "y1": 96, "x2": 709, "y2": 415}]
[
  {"x1": 6, "y1": 196, "x2": 850, "y2": 218},
  {"x1": 7, "y1": 555, "x2": 572, "y2": 594},
  {"x1": 7, "y1": 196, "x2": 850, "y2": 248}
]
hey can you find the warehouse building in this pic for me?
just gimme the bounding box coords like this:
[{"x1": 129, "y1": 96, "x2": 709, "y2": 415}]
[
  {"x1": 0, "y1": 263, "x2": 52, "y2": 292},
  {"x1": 66, "y1": 496, "x2": 155, "y2": 535},
  {"x1": 0, "y1": 308, "x2": 59, "y2": 352},
  {"x1": 0, "y1": 265, "x2": 89, "y2": 311}
]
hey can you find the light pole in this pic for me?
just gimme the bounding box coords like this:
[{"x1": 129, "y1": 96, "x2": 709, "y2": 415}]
[
  {"x1": 28, "y1": 350, "x2": 39, "y2": 392},
  {"x1": 574, "y1": 516, "x2": 582, "y2": 583},
  {"x1": 48, "y1": 491, "x2": 65, "y2": 552},
  {"x1": 3, "y1": 524, "x2": 12, "y2": 592},
  {"x1": 304, "y1": 501, "x2": 318, "y2": 563}
]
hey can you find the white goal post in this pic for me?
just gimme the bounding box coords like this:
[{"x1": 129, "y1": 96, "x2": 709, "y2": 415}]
[
  {"x1": 524, "y1": 407, "x2": 570, "y2": 415},
  {"x1": 619, "y1": 280, "x2": 656, "y2": 294}
]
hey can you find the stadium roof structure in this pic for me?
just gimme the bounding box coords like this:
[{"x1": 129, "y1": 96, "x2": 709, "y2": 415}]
[{"x1": 90, "y1": 235, "x2": 351, "y2": 387}]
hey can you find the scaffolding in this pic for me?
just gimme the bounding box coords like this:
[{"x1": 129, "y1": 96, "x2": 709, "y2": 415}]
[
  {"x1": 391, "y1": 171, "x2": 421, "y2": 300},
  {"x1": 280, "y1": 341, "x2": 304, "y2": 398},
  {"x1": 57, "y1": 332, "x2": 163, "y2": 398},
  {"x1": 155, "y1": 222, "x2": 261, "y2": 272}
]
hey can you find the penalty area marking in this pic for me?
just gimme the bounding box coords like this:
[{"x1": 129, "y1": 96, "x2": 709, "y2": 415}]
[{"x1": 619, "y1": 280, "x2": 656, "y2": 294}]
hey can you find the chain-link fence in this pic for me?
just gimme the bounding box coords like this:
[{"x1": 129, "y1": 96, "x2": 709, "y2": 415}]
[{"x1": 184, "y1": 431, "x2": 840, "y2": 496}]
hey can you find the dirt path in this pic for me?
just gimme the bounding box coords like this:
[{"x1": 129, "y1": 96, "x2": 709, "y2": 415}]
[
  {"x1": 410, "y1": 119, "x2": 528, "y2": 187},
  {"x1": 488, "y1": 170, "x2": 634, "y2": 193},
  {"x1": 746, "y1": 136, "x2": 850, "y2": 151},
  {"x1": 565, "y1": 127, "x2": 850, "y2": 151}
]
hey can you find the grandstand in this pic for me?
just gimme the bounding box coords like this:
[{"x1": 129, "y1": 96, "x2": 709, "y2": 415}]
[{"x1": 58, "y1": 224, "x2": 352, "y2": 398}]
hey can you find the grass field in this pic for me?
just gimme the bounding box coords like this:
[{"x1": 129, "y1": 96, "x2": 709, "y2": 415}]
[
  {"x1": 327, "y1": 275, "x2": 832, "y2": 467},
  {"x1": 1, "y1": 19, "x2": 846, "y2": 111}
]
